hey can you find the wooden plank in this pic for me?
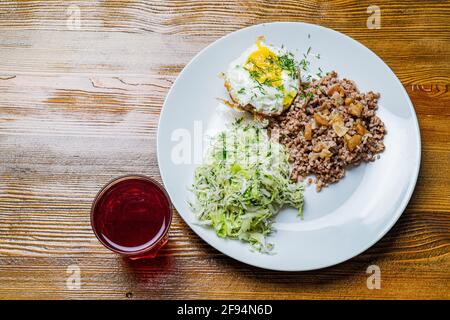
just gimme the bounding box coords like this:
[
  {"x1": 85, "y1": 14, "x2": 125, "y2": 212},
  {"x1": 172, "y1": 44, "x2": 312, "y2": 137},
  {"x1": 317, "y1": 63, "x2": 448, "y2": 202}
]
[{"x1": 0, "y1": 1, "x2": 449, "y2": 83}]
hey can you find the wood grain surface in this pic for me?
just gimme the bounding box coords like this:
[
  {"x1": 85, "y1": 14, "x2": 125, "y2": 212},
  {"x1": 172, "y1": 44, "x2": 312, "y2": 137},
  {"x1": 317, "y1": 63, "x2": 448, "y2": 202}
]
[{"x1": 0, "y1": 0, "x2": 449, "y2": 300}]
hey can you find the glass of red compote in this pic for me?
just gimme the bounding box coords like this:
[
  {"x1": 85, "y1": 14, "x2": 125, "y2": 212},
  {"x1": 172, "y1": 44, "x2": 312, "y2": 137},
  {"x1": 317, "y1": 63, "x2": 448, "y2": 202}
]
[{"x1": 91, "y1": 175, "x2": 172, "y2": 259}]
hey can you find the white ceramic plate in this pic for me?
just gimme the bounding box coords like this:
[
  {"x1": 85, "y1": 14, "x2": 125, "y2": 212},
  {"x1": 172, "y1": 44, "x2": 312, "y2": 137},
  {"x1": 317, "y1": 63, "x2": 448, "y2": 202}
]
[{"x1": 157, "y1": 22, "x2": 421, "y2": 271}]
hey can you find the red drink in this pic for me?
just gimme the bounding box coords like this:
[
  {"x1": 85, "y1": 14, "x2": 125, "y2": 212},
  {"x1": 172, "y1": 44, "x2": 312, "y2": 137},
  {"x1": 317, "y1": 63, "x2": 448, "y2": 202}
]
[{"x1": 91, "y1": 175, "x2": 172, "y2": 259}]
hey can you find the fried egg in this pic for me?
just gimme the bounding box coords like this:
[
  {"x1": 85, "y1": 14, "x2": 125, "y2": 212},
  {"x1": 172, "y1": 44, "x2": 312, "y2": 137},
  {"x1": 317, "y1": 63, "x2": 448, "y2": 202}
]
[{"x1": 224, "y1": 37, "x2": 299, "y2": 116}]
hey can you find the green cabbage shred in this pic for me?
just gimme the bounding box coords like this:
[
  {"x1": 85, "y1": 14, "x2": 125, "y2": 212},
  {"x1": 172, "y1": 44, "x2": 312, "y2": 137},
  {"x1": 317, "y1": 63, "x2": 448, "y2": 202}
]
[{"x1": 189, "y1": 118, "x2": 304, "y2": 252}]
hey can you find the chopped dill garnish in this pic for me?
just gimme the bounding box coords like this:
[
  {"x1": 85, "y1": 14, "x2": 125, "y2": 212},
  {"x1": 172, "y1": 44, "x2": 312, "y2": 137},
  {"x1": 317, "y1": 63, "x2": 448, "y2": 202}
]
[
  {"x1": 316, "y1": 67, "x2": 323, "y2": 78},
  {"x1": 256, "y1": 83, "x2": 267, "y2": 94},
  {"x1": 278, "y1": 53, "x2": 299, "y2": 78},
  {"x1": 298, "y1": 58, "x2": 310, "y2": 72},
  {"x1": 248, "y1": 70, "x2": 261, "y2": 79},
  {"x1": 300, "y1": 91, "x2": 314, "y2": 100}
]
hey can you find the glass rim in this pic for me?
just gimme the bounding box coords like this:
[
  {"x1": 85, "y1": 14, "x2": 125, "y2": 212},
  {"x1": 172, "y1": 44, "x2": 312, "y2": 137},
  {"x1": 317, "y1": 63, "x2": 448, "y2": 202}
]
[{"x1": 90, "y1": 174, "x2": 173, "y2": 256}]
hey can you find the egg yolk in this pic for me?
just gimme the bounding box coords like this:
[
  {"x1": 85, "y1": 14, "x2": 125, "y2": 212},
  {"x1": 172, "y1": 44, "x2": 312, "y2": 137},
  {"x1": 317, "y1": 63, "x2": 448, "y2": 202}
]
[
  {"x1": 244, "y1": 40, "x2": 283, "y2": 87},
  {"x1": 282, "y1": 89, "x2": 297, "y2": 107}
]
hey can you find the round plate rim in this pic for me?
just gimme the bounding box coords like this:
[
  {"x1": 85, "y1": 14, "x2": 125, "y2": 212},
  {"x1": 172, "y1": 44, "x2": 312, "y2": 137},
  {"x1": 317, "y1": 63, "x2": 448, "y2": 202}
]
[{"x1": 157, "y1": 22, "x2": 422, "y2": 271}]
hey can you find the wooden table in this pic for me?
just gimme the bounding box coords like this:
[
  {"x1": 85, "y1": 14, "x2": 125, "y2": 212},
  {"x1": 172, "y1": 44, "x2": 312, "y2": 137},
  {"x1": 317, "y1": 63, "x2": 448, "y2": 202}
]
[{"x1": 0, "y1": 0, "x2": 449, "y2": 300}]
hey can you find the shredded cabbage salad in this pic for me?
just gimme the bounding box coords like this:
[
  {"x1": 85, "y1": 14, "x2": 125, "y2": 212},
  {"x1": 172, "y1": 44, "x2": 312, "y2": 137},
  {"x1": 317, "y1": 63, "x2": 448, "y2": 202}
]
[{"x1": 189, "y1": 118, "x2": 304, "y2": 252}]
